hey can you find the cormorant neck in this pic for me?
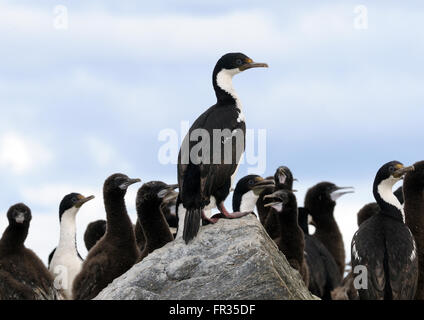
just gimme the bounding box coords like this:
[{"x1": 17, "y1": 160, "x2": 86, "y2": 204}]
[
  {"x1": 276, "y1": 196, "x2": 299, "y2": 227},
  {"x1": 234, "y1": 190, "x2": 259, "y2": 213},
  {"x1": 137, "y1": 200, "x2": 173, "y2": 252},
  {"x1": 374, "y1": 177, "x2": 404, "y2": 222},
  {"x1": 306, "y1": 202, "x2": 336, "y2": 229},
  {"x1": 57, "y1": 207, "x2": 78, "y2": 253},
  {"x1": 213, "y1": 67, "x2": 240, "y2": 106},
  {"x1": 276, "y1": 182, "x2": 292, "y2": 190},
  {"x1": 104, "y1": 191, "x2": 134, "y2": 239},
  {"x1": 0, "y1": 222, "x2": 29, "y2": 253}
]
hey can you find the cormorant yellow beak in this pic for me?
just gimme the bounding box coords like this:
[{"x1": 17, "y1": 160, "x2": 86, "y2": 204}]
[
  {"x1": 393, "y1": 165, "x2": 415, "y2": 178},
  {"x1": 75, "y1": 195, "x2": 95, "y2": 208},
  {"x1": 239, "y1": 60, "x2": 269, "y2": 71}
]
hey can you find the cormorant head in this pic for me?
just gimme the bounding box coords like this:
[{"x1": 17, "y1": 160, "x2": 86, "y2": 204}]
[
  {"x1": 373, "y1": 161, "x2": 414, "y2": 194},
  {"x1": 212, "y1": 53, "x2": 268, "y2": 102},
  {"x1": 232, "y1": 175, "x2": 275, "y2": 212},
  {"x1": 306, "y1": 182, "x2": 354, "y2": 207},
  {"x1": 59, "y1": 193, "x2": 95, "y2": 221},
  {"x1": 83, "y1": 219, "x2": 106, "y2": 251},
  {"x1": 305, "y1": 182, "x2": 354, "y2": 224},
  {"x1": 263, "y1": 189, "x2": 296, "y2": 213},
  {"x1": 7, "y1": 203, "x2": 32, "y2": 226},
  {"x1": 274, "y1": 166, "x2": 296, "y2": 190},
  {"x1": 214, "y1": 53, "x2": 268, "y2": 74},
  {"x1": 373, "y1": 161, "x2": 414, "y2": 213},
  {"x1": 136, "y1": 181, "x2": 179, "y2": 211},
  {"x1": 235, "y1": 175, "x2": 275, "y2": 197},
  {"x1": 104, "y1": 173, "x2": 141, "y2": 197}
]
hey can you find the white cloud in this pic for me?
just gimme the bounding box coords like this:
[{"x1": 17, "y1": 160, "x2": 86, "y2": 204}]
[
  {"x1": 85, "y1": 136, "x2": 132, "y2": 172},
  {"x1": 0, "y1": 3, "x2": 360, "y2": 62},
  {"x1": 0, "y1": 132, "x2": 53, "y2": 175},
  {"x1": 20, "y1": 184, "x2": 99, "y2": 209}
]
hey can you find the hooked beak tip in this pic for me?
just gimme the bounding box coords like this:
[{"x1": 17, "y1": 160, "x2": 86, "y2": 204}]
[{"x1": 239, "y1": 62, "x2": 269, "y2": 71}]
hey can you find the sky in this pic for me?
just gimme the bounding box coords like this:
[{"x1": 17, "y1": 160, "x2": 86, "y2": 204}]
[{"x1": 0, "y1": 0, "x2": 423, "y2": 265}]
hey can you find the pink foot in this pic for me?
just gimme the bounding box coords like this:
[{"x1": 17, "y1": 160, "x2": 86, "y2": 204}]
[{"x1": 218, "y1": 203, "x2": 253, "y2": 219}]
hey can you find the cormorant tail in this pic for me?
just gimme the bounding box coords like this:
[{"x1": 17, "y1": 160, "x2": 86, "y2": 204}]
[{"x1": 183, "y1": 208, "x2": 201, "y2": 244}]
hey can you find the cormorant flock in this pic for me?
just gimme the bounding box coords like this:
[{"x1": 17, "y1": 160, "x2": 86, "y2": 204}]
[{"x1": 1, "y1": 53, "x2": 423, "y2": 300}]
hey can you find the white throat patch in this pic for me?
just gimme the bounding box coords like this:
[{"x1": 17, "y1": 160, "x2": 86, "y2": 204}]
[
  {"x1": 271, "y1": 203, "x2": 283, "y2": 212},
  {"x1": 56, "y1": 207, "x2": 80, "y2": 252},
  {"x1": 216, "y1": 68, "x2": 244, "y2": 122},
  {"x1": 216, "y1": 68, "x2": 240, "y2": 100},
  {"x1": 240, "y1": 190, "x2": 259, "y2": 219},
  {"x1": 377, "y1": 176, "x2": 404, "y2": 221},
  {"x1": 278, "y1": 174, "x2": 287, "y2": 185}
]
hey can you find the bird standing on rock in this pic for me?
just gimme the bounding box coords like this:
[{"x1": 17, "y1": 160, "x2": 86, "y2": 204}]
[
  {"x1": 136, "y1": 181, "x2": 178, "y2": 262},
  {"x1": 232, "y1": 175, "x2": 275, "y2": 215},
  {"x1": 72, "y1": 173, "x2": 141, "y2": 300},
  {"x1": 264, "y1": 189, "x2": 309, "y2": 286},
  {"x1": 260, "y1": 166, "x2": 296, "y2": 239},
  {"x1": 177, "y1": 52, "x2": 268, "y2": 243}
]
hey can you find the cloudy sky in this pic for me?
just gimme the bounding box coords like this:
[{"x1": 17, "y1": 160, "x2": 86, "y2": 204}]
[{"x1": 0, "y1": 0, "x2": 423, "y2": 265}]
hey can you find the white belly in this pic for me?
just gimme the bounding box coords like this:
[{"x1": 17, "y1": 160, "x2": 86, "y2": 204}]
[{"x1": 49, "y1": 250, "x2": 82, "y2": 299}]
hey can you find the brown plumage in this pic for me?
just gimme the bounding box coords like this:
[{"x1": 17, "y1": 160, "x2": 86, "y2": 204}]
[
  {"x1": 265, "y1": 190, "x2": 309, "y2": 286},
  {"x1": 404, "y1": 160, "x2": 424, "y2": 300},
  {"x1": 357, "y1": 202, "x2": 380, "y2": 227},
  {"x1": 83, "y1": 220, "x2": 106, "y2": 252},
  {"x1": 332, "y1": 202, "x2": 378, "y2": 300},
  {"x1": 257, "y1": 166, "x2": 295, "y2": 237},
  {"x1": 72, "y1": 174, "x2": 141, "y2": 300},
  {"x1": 0, "y1": 203, "x2": 61, "y2": 300},
  {"x1": 331, "y1": 270, "x2": 358, "y2": 300},
  {"x1": 305, "y1": 182, "x2": 353, "y2": 276},
  {"x1": 136, "y1": 181, "x2": 176, "y2": 262},
  {"x1": 299, "y1": 208, "x2": 342, "y2": 299}
]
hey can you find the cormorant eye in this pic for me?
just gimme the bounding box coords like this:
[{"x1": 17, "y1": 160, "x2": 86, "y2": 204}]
[
  {"x1": 236, "y1": 59, "x2": 243, "y2": 66},
  {"x1": 389, "y1": 166, "x2": 395, "y2": 173},
  {"x1": 248, "y1": 180, "x2": 254, "y2": 185}
]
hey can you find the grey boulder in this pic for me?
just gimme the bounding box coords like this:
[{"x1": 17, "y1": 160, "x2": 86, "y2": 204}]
[{"x1": 95, "y1": 215, "x2": 317, "y2": 300}]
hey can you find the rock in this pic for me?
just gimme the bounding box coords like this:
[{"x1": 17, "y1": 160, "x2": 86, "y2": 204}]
[{"x1": 95, "y1": 215, "x2": 317, "y2": 300}]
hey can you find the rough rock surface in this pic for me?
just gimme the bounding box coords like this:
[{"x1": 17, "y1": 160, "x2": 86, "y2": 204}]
[{"x1": 95, "y1": 215, "x2": 317, "y2": 300}]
